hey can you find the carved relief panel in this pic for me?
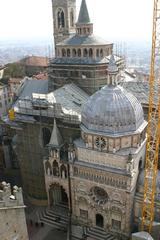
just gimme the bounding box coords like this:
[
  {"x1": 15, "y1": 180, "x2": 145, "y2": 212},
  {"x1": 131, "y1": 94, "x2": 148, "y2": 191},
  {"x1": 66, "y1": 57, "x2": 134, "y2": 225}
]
[{"x1": 121, "y1": 136, "x2": 131, "y2": 149}]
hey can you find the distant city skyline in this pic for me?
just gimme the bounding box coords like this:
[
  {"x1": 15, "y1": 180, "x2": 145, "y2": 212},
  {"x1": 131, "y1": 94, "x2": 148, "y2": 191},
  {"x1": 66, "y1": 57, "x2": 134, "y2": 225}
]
[{"x1": 0, "y1": 0, "x2": 153, "y2": 43}]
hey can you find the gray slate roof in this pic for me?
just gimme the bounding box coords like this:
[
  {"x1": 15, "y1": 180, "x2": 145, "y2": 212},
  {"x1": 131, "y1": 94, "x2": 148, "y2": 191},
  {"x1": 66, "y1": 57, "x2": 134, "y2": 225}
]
[
  {"x1": 77, "y1": 0, "x2": 91, "y2": 24},
  {"x1": 17, "y1": 78, "x2": 48, "y2": 99},
  {"x1": 51, "y1": 55, "x2": 121, "y2": 66},
  {"x1": 14, "y1": 83, "x2": 89, "y2": 123},
  {"x1": 57, "y1": 34, "x2": 111, "y2": 46},
  {"x1": 47, "y1": 83, "x2": 89, "y2": 118},
  {"x1": 120, "y1": 81, "x2": 149, "y2": 105}
]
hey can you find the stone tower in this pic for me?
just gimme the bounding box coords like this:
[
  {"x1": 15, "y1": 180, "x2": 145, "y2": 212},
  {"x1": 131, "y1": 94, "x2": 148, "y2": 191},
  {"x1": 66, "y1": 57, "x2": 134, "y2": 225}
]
[{"x1": 52, "y1": 0, "x2": 76, "y2": 49}]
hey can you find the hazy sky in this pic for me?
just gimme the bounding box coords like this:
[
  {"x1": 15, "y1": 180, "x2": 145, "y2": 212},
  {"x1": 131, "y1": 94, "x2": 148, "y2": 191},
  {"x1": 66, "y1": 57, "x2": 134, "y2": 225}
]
[{"x1": 0, "y1": 0, "x2": 153, "y2": 43}]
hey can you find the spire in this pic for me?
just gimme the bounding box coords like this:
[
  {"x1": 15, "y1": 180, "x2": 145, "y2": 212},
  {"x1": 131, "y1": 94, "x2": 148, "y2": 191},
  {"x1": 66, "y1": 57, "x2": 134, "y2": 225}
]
[
  {"x1": 49, "y1": 119, "x2": 63, "y2": 147},
  {"x1": 76, "y1": 0, "x2": 93, "y2": 36},
  {"x1": 108, "y1": 55, "x2": 119, "y2": 74},
  {"x1": 77, "y1": 0, "x2": 90, "y2": 24}
]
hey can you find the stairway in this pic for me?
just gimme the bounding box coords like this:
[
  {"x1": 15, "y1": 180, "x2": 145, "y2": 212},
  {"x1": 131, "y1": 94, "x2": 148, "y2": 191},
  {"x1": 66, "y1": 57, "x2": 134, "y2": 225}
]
[
  {"x1": 38, "y1": 206, "x2": 69, "y2": 231},
  {"x1": 86, "y1": 227, "x2": 118, "y2": 240}
]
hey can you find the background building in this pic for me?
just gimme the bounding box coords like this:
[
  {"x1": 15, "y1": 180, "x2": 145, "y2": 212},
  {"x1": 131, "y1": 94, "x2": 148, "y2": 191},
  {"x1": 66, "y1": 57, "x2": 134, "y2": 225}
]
[
  {"x1": 0, "y1": 83, "x2": 10, "y2": 117},
  {"x1": 3, "y1": 0, "x2": 160, "y2": 239},
  {"x1": 0, "y1": 181, "x2": 28, "y2": 240}
]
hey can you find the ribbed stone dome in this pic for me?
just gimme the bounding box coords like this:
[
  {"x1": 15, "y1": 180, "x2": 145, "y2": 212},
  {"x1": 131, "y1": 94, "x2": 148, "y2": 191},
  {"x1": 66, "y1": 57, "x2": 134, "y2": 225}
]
[{"x1": 82, "y1": 85, "x2": 144, "y2": 134}]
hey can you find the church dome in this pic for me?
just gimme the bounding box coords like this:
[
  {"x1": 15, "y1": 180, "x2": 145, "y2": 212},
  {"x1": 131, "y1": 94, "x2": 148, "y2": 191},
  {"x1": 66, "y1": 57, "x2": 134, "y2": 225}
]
[{"x1": 81, "y1": 85, "x2": 144, "y2": 134}]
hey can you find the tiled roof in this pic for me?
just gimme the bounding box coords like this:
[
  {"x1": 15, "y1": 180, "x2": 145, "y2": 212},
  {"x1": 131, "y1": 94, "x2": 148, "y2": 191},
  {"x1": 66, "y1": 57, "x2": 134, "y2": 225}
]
[
  {"x1": 120, "y1": 81, "x2": 149, "y2": 105},
  {"x1": 9, "y1": 78, "x2": 23, "y2": 84},
  {"x1": 16, "y1": 78, "x2": 48, "y2": 99},
  {"x1": 33, "y1": 72, "x2": 48, "y2": 81}
]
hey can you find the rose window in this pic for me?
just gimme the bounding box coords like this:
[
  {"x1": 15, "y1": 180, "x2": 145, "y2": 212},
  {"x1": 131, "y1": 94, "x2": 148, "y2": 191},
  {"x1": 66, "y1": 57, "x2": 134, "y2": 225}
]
[
  {"x1": 95, "y1": 137, "x2": 106, "y2": 149},
  {"x1": 89, "y1": 186, "x2": 108, "y2": 205}
]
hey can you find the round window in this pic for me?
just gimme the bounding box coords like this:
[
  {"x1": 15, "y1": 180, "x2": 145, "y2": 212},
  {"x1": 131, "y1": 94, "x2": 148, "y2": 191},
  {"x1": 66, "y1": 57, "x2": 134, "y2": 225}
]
[{"x1": 95, "y1": 137, "x2": 106, "y2": 149}]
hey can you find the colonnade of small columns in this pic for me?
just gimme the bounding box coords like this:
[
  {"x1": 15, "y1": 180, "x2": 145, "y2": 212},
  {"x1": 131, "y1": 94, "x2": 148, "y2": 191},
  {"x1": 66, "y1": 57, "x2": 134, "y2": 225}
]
[{"x1": 56, "y1": 46, "x2": 112, "y2": 59}]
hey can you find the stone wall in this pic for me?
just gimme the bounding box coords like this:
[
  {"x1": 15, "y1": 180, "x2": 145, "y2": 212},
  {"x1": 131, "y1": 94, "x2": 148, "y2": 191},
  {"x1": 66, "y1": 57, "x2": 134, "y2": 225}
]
[
  {"x1": 0, "y1": 182, "x2": 28, "y2": 240},
  {"x1": 49, "y1": 63, "x2": 109, "y2": 94},
  {"x1": 16, "y1": 119, "x2": 80, "y2": 204},
  {"x1": 71, "y1": 176, "x2": 133, "y2": 238}
]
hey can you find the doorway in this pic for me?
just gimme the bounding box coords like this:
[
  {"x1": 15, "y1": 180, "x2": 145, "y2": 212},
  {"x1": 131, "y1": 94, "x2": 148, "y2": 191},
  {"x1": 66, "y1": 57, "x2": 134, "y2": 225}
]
[
  {"x1": 96, "y1": 214, "x2": 104, "y2": 228},
  {"x1": 49, "y1": 184, "x2": 68, "y2": 207}
]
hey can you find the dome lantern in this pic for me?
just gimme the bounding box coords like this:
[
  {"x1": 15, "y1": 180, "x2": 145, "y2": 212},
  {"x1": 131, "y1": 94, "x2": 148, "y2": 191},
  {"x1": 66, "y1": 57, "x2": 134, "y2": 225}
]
[{"x1": 107, "y1": 55, "x2": 119, "y2": 86}]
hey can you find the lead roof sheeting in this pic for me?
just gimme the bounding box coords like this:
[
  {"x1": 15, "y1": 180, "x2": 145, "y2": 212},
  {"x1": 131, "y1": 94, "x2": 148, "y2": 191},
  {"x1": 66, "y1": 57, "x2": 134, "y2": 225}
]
[
  {"x1": 15, "y1": 83, "x2": 89, "y2": 119},
  {"x1": 120, "y1": 81, "x2": 150, "y2": 105},
  {"x1": 57, "y1": 35, "x2": 111, "y2": 46},
  {"x1": 47, "y1": 83, "x2": 89, "y2": 116},
  {"x1": 51, "y1": 55, "x2": 121, "y2": 65},
  {"x1": 18, "y1": 79, "x2": 48, "y2": 98}
]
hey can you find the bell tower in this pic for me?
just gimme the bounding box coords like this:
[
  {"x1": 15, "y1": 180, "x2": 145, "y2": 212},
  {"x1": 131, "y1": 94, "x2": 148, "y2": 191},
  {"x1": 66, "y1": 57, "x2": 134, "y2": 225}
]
[{"x1": 52, "y1": 0, "x2": 76, "y2": 48}]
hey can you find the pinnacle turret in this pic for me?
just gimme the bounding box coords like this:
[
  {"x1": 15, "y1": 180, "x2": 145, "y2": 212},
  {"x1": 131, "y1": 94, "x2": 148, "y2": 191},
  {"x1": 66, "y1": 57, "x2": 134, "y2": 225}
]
[
  {"x1": 108, "y1": 55, "x2": 119, "y2": 74},
  {"x1": 107, "y1": 55, "x2": 119, "y2": 86},
  {"x1": 49, "y1": 119, "x2": 63, "y2": 147}
]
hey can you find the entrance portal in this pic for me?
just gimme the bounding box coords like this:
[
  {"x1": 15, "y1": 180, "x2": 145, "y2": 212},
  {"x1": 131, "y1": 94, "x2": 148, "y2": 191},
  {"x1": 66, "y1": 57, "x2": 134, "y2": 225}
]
[
  {"x1": 61, "y1": 186, "x2": 68, "y2": 205},
  {"x1": 96, "y1": 214, "x2": 104, "y2": 228},
  {"x1": 49, "y1": 184, "x2": 68, "y2": 207}
]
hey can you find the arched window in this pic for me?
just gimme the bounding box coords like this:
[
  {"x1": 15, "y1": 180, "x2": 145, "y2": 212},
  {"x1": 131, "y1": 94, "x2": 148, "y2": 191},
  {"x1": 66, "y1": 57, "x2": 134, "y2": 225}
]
[
  {"x1": 106, "y1": 48, "x2": 110, "y2": 56},
  {"x1": 83, "y1": 49, "x2": 88, "y2": 57},
  {"x1": 70, "y1": 10, "x2": 74, "y2": 27},
  {"x1": 139, "y1": 158, "x2": 143, "y2": 170},
  {"x1": 100, "y1": 49, "x2": 103, "y2": 58},
  {"x1": 67, "y1": 49, "x2": 70, "y2": 57},
  {"x1": 57, "y1": 49, "x2": 60, "y2": 57},
  {"x1": 78, "y1": 49, "x2": 81, "y2": 57},
  {"x1": 62, "y1": 48, "x2": 66, "y2": 57},
  {"x1": 45, "y1": 161, "x2": 52, "y2": 175},
  {"x1": 57, "y1": 9, "x2": 65, "y2": 29},
  {"x1": 53, "y1": 160, "x2": 59, "y2": 177},
  {"x1": 60, "y1": 164, "x2": 67, "y2": 179},
  {"x1": 89, "y1": 48, "x2": 93, "y2": 58},
  {"x1": 96, "y1": 49, "x2": 99, "y2": 57},
  {"x1": 42, "y1": 128, "x2": 51, "y2": 147},
  {"x1": 72, "y1": 49, "x2": 77, "y2": 57}
]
